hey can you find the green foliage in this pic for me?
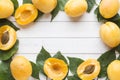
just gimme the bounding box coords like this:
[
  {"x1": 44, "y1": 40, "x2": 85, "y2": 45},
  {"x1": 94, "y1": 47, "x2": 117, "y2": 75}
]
[
  {"x1": 51, "y1": 0, "x2": 68, "y2": 21},
  {"x1": 68, "y1": 57, "x2": 84, "y2": 75},
  {"x1": 30, "y1": 61, "x2": 40, "y2": 79},
  {"x1": 11, "y1": 0, "x2": 19, "y2": 15},
  {"x1": 97, "y1": 49, "x2": 116, "y2": 78},
  {"x1": 0, "y1": 59, "x2": 14, "y2": 80},
  {"x1": 0, "y1": 40, "x2": 19, "y2": 61},
  {"x1": 53, "y1": 51, "x2": 68, "y2": 64},
  {"x1": 36, "y1": 47, "x2": 51, "y2": 74},
  {"x1": 86, "y1": 0, "x2": 96, "y2": 12},
  {"x1": 0, "y1": 19, "x2": 19, "y2": 31}
]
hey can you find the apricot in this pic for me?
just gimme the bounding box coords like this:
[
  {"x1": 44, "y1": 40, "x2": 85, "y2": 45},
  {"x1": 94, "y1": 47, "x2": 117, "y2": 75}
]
[
  {"x1": 77, "y1": 59, "x2": 100, "y2": 80},
  {"x1": 99, "y1": 0, "x2": 119, "y2": 18},
  {"x1": 0, "y1": 25, "x2": 17, "y2": 50},
  {"x1": 15, "y1": 4, "x2": 38, "y2": 26},
  {"x1": 65, "y1": 0, "x2": 88, "y2": 17},
  {"x1": 44, "y1": 58, "x2": 68, "y2": 80},
  {"x1": 100, "y1": 22, "x2": 120, "y2": 47},
  {"x1": 32, "y1": 0, "x2": 57, "y2": 13},
  {"x1": 0, "y1": 0, "x2": 14, "y2": 18},
  {"x1": 10, "y1": 56, "x2": 32, "y2": 80},
  {"x1": 107, "y1": 60, "x2": 120, "y2": 80}
]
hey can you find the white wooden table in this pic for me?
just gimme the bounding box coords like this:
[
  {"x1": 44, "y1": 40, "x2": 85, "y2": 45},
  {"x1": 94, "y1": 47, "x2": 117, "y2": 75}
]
[{"x1": 11, "y1": 0, "x2": 110, "y2": 79}]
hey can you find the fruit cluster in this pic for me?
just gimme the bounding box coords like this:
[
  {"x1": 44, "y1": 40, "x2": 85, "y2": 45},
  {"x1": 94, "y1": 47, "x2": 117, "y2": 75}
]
[{"x1": 0, "y1": 0, "x2": 120, "y2": 80}]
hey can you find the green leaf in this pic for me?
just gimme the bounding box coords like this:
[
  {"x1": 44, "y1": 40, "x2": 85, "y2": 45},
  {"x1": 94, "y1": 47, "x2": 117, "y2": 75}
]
[
  {"x1": 36, "y1": 47, "x2": 51, "y2": 74},
  {"x1": 68, "y1": 57, "x2": 84, "y2": 75},
  {"x1": 34, "y1": 11, "x2": 44, "y2": 21},
  {"x1": 23, "y1": 0, "x2": 32, "y2": 4},
  {"x1": 0, "y1": 19, "x2": 19, "y2": 31},
  {"x1": 86, "y1": 0, "x2": 96, "y2": 12},
  {"x1": 11, "y1": 0, "x2": 19, "y2": 15},
  {"x1": 94, "y1": 7, "x2": 106, "y2": 22},
  {"x1": 67, "y1": 75, "x2": 80, "y2": 80},
  {"x1": 51, "y1": 0, "x2": 68, "y2": 21},
  {"x1": 53, "y1": 51, "x2": 68, "y2": 64},
  {"x1": 0, "y1": 40, "x2": 19, "y2": 61},
  {"x1": 116, "y1": 45, "x2": 120, "y2": 53},
  {"x1": 97, "y1": 49, "x2": 116, "y2": 78},
  {"x1": 0, "y1": 59, "x2": 14, "y2": 80},
  {"x1": 30, "y1": 61, "x2": 40, "y2": 79}
]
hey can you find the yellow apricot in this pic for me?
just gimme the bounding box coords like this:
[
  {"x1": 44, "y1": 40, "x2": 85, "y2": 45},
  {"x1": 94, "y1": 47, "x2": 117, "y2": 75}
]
[
  {"x1": 77, "y1": 59, "x2": 100, "y2": 80},
  {"x1": 10, "y1": 56, "x2": 32, "y2": 80},
  {"x1": 32, "y1": 0, "x2": 57, "y2": 13},
  {"x1": 44, "y1": 58, "x2": 68, "y2": 80},
  {"x1": 99, "y1": 0, "x2": 119, "y2": 18},
  {"x1": 0, "y1": 0, "x2": 14, "y2": 18},
  {"x1": 65, "y1": 0, "x2": 88, "y2": 17},
  {"x1": 107, "y1": 60, "x2": 120, "y2": 80},
  {"x1": 0, "y1": 25, "x2": 17, "y2": 50},
  {"x1": 100, "y1": 22, "x2": 120, "y2": 47},
  {"x1": 15, "y1": 4, "x2": 38, "y2": 26}
]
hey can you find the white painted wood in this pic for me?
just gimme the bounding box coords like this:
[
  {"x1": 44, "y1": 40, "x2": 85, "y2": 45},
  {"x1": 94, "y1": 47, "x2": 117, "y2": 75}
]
[
  {"x1": 18, "y1": 38, "x2": 109, "y2": 54},
  {"x1": 16, "y1": 22, "x2": 101, "y2": 38},
  {"x1": 9, "y1": 0, "x2": 110, "y2": 80}
]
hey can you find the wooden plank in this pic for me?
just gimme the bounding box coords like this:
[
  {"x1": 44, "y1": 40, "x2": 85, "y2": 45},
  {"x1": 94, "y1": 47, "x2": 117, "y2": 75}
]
[
  {"x1": 16, "y1": 22, "x2": 101, "y2": 38},
  {"x1": 18, "y1": 38, "x2": 109, "y2": 54}
]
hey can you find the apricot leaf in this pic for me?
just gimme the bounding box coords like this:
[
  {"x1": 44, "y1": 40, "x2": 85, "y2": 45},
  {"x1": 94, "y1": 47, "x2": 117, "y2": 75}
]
[
  {"x1": 68, "y1": 57, "x2": 84, "y2": 75},
  {"x1": 11, "y1": 0, "x2": 19, "y2": 15},
  {"x1": 97, "y1": 49, "x2": 116, "y2": 78},
  {"x1": 53, "y1": 51, "x2": 68, "y2": 64},
  {"x1": 0, "y1": 19, "x2": 19, "y2": 31},
  {"x1": 0, "y1": 59, "x2": 14, "y2": 80},
  {"x1": 116, "y1": 45, "x2": 120, "y2": 53},
  {"x1": 67, "y1": 75, "x2": 80, "y2": 80},
  {"x1": 86, "y1": 0, "x2": 96, "y2": 12},
  {"x1": 30, "y1": 61, "x2": 40, "y2": 79},
  {"x1": 51, "y1": 0, "x2": 68, "y2": 21},
  {"x1": 36, "y1": 47, "x2": 51, "y2": 74},
  {"x1": 23, "y1": 0, "x2": 32, "y2": 4},
  {"x1": 0, "y1": 40, "x2": 19, "y2": 61},
  {"x1": 94, "y1": 6, "x2": 120, "y2": 27}
]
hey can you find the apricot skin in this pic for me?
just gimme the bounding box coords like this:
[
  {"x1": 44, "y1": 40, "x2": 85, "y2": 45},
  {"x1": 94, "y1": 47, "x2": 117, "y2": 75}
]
[
  {"x1": 65, "y1": 0, "x2": 88, "y2": 17},
  {"x1": 0, "y1": 0, "x2": 14, "y2": 18},
  {"x1": 32, "y1": 0, "x2": 57, "y2": 13},
  {"x1": 100, "y1": 22, "x2": 120, "y2": 47},
  {"x1": 99, "y1": 0, "x2": 119, "y2": 18},
  {"x1": 107, "y1": 60, "x2": 120, "y2": 80}
]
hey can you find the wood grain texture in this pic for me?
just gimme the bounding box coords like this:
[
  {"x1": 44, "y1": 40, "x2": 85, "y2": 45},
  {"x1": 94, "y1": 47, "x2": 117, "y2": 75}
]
[{"x1": 12, "y1": 0, "x2": 109, "y2": 80}]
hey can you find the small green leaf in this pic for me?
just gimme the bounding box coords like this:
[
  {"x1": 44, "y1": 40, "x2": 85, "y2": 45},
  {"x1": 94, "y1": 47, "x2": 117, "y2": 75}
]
[
  {"x1": 0, "y1": 40, "x2": 19, "y2": 61},
  {"x1": 23, "y1": 0, "x2": 32, "y2": 4},
  {"x1": 0, "y1": 19, "x2": 19, "y2": 31},
  {"x1": 51, "y1": 0, "x2": 68, "y2": 21},
  {"x1": 97, "y1": 49, "x2": 116, "y2": 78},
  {"x1": 53, "y1": 51, "x2": 68, "y2": 64},
  {"x1": 67, "y1": 75, "x2": 80, "y2": 80},
  {"x1": 86, "y1": 0, "x2": 96, "y2": 12},
  {"x1": 34, "y1": 11, "x2": 44, "y2": 21},
  {"x1": 11, "y1": 0, "x2": 19, "y2": 15},
  {"x1": 68, "y1": 57, "x2": 84, "y2": 75},
  {"x1": 94, "y1": 7, "x2": 106, "y2": 22},
  {"x1": 116, "y1": 45, "x2": 120, "y2": 53},
  {"x1": 36, "y1": 47, "x2": 51, "y2": 74},
  {"x1": 0, "y1": 59, "x2": 14, "y2": 80},
  {"x1": 30, "y1": 61, "x2": 40, "y2": 79}
]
